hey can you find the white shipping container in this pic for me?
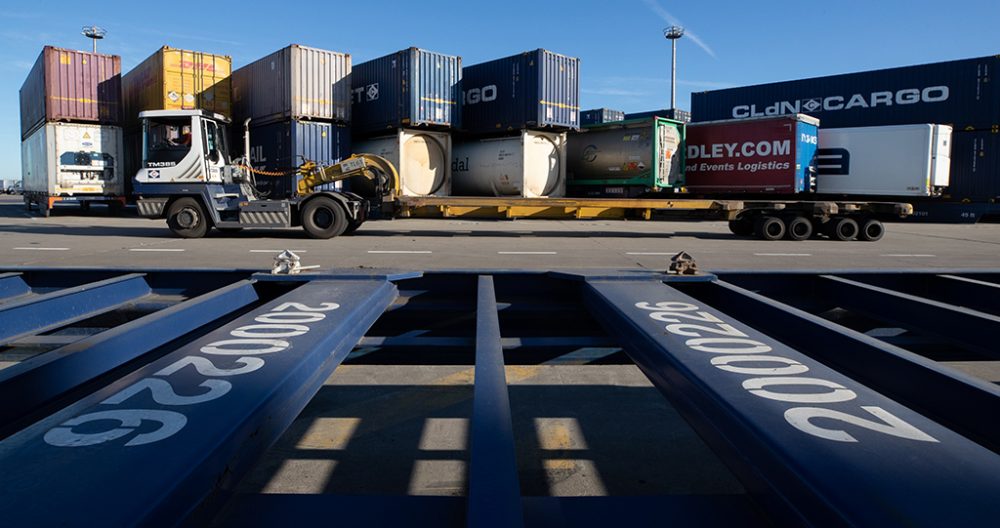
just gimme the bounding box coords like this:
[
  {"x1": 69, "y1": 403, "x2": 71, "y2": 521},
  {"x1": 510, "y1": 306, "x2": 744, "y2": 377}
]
[
  {"x1": 452, "y1": 130, "x2": 566, "y2": 197},
  {"x1": 20, "y1": 122, "x2": 124, "y2": 196},
  {"x1": 232, "y1": 44, "x2": 351, "y2": 125},
  {"x1": 817, "y1": 124, "x2": 952, "y2": 196},
  {"x1": 353, "y1": 129, "x2": 451, "y2": 197}
]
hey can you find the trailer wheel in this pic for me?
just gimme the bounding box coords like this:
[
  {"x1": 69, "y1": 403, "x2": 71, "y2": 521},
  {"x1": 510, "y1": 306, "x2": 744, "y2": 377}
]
[
  {"x1": 166, "y1": 197, "x2": 210, "y2": 239},
  {"x1": 301, "y1": 197, "x2": 347, "y2": 239},
  {"x1": 785, "y1": 216, "x2": 813, "y2": 241},
  {"x1": 728, "y1": 218, "x2": 754, "y2": 236},
  {"x1": 755, "y1": 216, "x2": 786, "y2": 241},
  {"x1": 41, "y1": 202, "x2": 51, "y2": 218},
  {"x1": 827, "y1": 217, "x2": 859, "y2": 241},
  {"x1": 858, "y1": 218, "x2": 885, "y2": 242}
]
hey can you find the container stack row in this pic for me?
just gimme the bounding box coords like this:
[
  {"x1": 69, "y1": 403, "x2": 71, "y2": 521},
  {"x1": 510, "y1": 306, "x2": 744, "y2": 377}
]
[
  {"x1": 18, "y1": 46, "x2": 125, "y2": 214},
  {"x1": 232, "y1": 44, "x2": 352, "y2": 198}
]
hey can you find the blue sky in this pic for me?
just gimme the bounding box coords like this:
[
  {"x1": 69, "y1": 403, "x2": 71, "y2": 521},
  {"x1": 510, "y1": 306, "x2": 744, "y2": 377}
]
[{"x1": 2, "y1": 0, "x2": 997, "y2": 178}]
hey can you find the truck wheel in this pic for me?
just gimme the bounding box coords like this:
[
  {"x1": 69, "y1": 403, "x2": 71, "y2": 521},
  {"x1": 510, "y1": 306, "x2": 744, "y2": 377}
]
[
  {"x1": 858, "y1": 219, "x2": 885, "y2": 242},
  {"x1": 301, "y1": 197, "x2": 347, "y2": 239},
  {"x1": 827, "y1": 217, "x2": 859, "y2": 241},
  {"x1": 342, "y1": 220, "x2": 363, "y2": 236},
  {"x1": 41, "y1": 203, "x2": 51, "y2": 218},
  {"x1": 754, "y1": 216, "x2": 786, "y2": 241},
  {"x1": 166, "y1": 197, "x2": 210, "y2": 238},
  {"x1": 728, "y1": 218, "x2": 754, "y2": 236},
  {"x1": 785, "y1": 216, "x2": 813, "y2": 241}
]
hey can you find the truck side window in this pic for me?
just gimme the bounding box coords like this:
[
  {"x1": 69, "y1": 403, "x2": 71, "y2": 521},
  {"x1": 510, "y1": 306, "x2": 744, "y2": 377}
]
[
  {"x1": 144, "y1": 117, "x2": 192, "y2": 168},
  {"x1": 204, "y1": 121, "x2": 220, "y2": 163}
]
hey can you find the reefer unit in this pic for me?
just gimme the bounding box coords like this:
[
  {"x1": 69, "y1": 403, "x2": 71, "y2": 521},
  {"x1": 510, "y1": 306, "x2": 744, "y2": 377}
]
[
  {"x1": 232, "y1": 44, "x2": 351, "y2": 126},
  {"x1": 948, "y1": 129, "x2": 1000, "y2": 202},
  {"x1": 567, "y1": 117, "x2": 684, "y2": 193},
  {"x1": 244, "y1": 120, "x2": 351, "y2": 198},
  {"x1": 581, "y1": 108, "x2": 624, "y2": 126},
  {"x1": 626, "y1": 108, "x2": 691, "y2": 123},
  {"x1": 684, "y1": 114, "x2": 819, "y2": 194},
  {"x1": 21, "y1": 122, "x2": 123, "y2": 197},
  {"x1": 461, "y1": 49, "x2": 579, "y2": 134},
  {"x1": 353, "y1": 128, "x2": 451, "y2": 196},
  {"x1": 123, "y1": 46, "x2": 231, "y2": 129},
  {"x1": 351, "y1": 48, "x2": 461, "y2": 135},
  {"x1": 817, "y1": 124, "x2": 952, "y2": 197},
  {"x1": 19, "y1": 46, "x2": 122, "y2": 139},
  {"x1": 691, "y1": 56, "x2": 998, "y2": 130},
  {"x1": 452, "y1": 130, "x2": 566, "y2": 197}
]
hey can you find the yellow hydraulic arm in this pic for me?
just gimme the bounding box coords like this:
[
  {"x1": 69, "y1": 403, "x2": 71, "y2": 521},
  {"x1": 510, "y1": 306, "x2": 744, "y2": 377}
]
[{"x1": 295, "y1": 154, "x2": 399, "y2": 198}]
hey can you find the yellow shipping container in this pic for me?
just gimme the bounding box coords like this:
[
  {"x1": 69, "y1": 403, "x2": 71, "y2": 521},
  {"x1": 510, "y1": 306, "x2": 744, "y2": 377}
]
[{"x1": 122, "y1": 46, "x2": 231, "y2": 129}]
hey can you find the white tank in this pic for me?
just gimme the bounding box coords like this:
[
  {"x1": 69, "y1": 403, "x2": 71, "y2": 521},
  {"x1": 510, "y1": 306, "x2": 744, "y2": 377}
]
[
  {"x1": 353, "y1": 128, "x2": 451, "y2": 196},
  {"x1": 452, "y1": 130, "x2": 566, "y2": 197}
]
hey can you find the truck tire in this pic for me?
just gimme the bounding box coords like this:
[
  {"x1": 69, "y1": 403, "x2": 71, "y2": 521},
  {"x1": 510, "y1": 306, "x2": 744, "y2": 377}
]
[
  {"x1": 827, "y1": 217, "x2": 859, "y2": 241},
  {"x1": 301, "y1": 197, "x2": 347, "y2": 239},
  {"x1": 858, "y1": 218, "x2": 885, "y2": 242},
  {"x1": 755, "y1": 216, "x2": 786, "y2": 241},
  {"x1": 785, "y1": 216, "x2": 813, "y2": 241},
  {"x1": 166, "y1": 197, "x2": 210, "y2": 238},
  {"x1": 728, "y1": 218, "x2": 754, "y2": 236},
  {"x1": 342, "y1": 220, "x2": 363, "y2": 236}
]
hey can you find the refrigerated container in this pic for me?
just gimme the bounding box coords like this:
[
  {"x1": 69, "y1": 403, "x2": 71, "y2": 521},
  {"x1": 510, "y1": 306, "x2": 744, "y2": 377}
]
[
  {"x1": 452, "y1": 130, "x2": 566, "y2": 197},
  {"x1": 351, "y1": 48, "x2": 461, "y2": 135},
  {"x1": 567, "y1": 117, "x2": 684, "y2": 195},
  {"x1": 461, "y1": 49, "x2": 579, "y2": 134},
  {"x1": 21, "y1": 122, "x2": 123, "y2": 197},
  {"x1": 123, "y1": 46, "x2": 231, "y2": 129},
  {"x1": 19, "y1": 46, "x2": 122, "y2": 139},
  {"x1": 242, "y1": 120, "x2": 351, "y2": 198},
  {"x1": 232, "y1": 44, "x2": 351, "y2": 126},
  {"x1": 947, "y1": 129, "x2": 1000, "y2": 202},
  {"x1": 691, "y1": 56, "x2": 998, "y2": 130},
  {"x1": 581, "y1": 108, "x2": 624, "y2": 126},
  {"x1": 817, "y1": 124, "x2": 952, "y2": 197},
  {"x1": 684, "y1": 114, "x2": 819, "y2": 194},
  {"x1": 353, "y1": 128, "x2": 451, "y2": 196}
]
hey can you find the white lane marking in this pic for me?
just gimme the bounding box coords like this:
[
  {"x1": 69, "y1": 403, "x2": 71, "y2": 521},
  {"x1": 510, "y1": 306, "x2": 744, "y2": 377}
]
[
  {"x1": 13, "y1": 247, "x2": 70, "y2": 251},
  {"x1": 367, "y1": 250, "x2": 433, "y2": 254},
  {"x1": 497, "y1": 251, "x2": 557, "y2": 255},
  {"x1": 754, "y1": 253, "x2": 812, "y2": 257},
  {"x1": 881, "y1": 254, "x2": 936, "y2": 258},
  {"x1": 129, "y1": 248, "x2": 185, "y2": 252},
  {"x1": 249, "y1": 249, "x2": 308, "y2": 253},
  {"x1": 626, "y1": 252, "x2": 675, "y2": 256}
]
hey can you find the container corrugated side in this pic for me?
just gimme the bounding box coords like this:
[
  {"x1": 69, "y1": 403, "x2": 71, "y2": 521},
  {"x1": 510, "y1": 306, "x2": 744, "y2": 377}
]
[
  {"x1": 461, "y1": 49, "x2": 580, "y2": 134},
  {"x1": 20, "y1": 122, "x2": 124, "y2": 196},
  {"x1": 948, "y1": 129, "x2": 1000, "y2": 202},
  {"x1": 625, "y1": 109, "x2": 691, "y2": 122},
  {"x1": 242, "y1": 119, "x2": 350, "y2": 198},
  {"x1": 19, "y1": 46, "x2": 122, "y2": 139},
  {"x1": 232, "y1": 44, "x2": 351, "y2": 126},
  {"x1": 351, "y1": 48, "x2": 461, "y2": 135},
  {"x1": 692, "y1": 56, "x2": 999, "y2": 130},
  {"x1": 581, "y1": 108, "x2": 624, "y2": 126},
  {"x1": 123, "y1": 46, "x2": 231, "y2": 130}
]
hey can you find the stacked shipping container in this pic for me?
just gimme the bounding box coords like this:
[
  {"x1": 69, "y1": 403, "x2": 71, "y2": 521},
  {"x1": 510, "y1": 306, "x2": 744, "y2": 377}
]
[
  {"x1": 232, "y1": 45, "x2": 352, "y2": 198},
  {"x1": 581, "y1": 108, "x2": 625, "y2": 126},
  {"x1": 19, "y1": 46, "x2": 126, "y2": 214},
  {"x1": 351, "y1": 48, "x2": 461, "y2": 196}
]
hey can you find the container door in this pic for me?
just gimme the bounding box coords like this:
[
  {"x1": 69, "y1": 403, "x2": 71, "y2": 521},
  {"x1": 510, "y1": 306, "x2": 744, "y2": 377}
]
[
  {"x1": 655, "y1": 122, "x2": 682, "y2": 187},
  {"x1": 931, "y1": 125, "x2": 952, "y2": 187}
]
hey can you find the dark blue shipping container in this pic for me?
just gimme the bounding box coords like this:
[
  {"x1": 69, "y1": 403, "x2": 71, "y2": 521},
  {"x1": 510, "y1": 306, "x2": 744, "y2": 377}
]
[
  {"x1": 626, "y1": 108, "x2": 691, "y2": 123},
  {"x1": 581, "y1": 108, "x2": 624, "y2": 126},
  {"x1": 245, "y1": 119, "x2": 350, "y2": 198},
  {"x1": 692, "y1": 56, "x2": 999, "y2": 130},
  {"x1": 351, "y1": 48, "x2": 461, "y2": 136},
  {"x1": 461, "y1": 49, "x2": 579, "y2": 134},
  {"x1": 947, "y1": 129, "x2": 1000, "y2": 202}
]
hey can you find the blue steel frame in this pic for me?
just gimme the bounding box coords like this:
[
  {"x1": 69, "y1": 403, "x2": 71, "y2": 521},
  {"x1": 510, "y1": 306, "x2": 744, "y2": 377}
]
[{"x1": 0, "y1": 267, "x2": 998, "y2": 527}]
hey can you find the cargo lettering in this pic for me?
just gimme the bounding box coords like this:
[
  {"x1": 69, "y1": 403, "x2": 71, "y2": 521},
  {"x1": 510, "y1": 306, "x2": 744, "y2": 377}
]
[
  {"x1": 463, "y1": 85, "x2": 498, "y2": 105},
  {"x1": 452, "y1": 156, "x2": 470, "y2": 172},
  {"x1": 688, "y1": 140, "x2": 790, "y2": 159},
  {"x1": 731, "y1": 86, "x2": 949, "y2": 118}
]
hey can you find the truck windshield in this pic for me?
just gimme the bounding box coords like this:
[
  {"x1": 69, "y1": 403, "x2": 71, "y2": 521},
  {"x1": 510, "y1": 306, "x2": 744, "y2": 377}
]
[{"x1": 144, "y1": 117, "x2": 192, "y2": 168}]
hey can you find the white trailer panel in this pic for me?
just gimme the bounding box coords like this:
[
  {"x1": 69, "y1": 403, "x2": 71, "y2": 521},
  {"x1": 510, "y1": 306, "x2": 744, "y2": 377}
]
[
  {"x1": 20, "y1": 122, "x2": 124, "y2": 196},
  {"x1": 817, "y1": 124, "x2": 951, "y2": 197}
]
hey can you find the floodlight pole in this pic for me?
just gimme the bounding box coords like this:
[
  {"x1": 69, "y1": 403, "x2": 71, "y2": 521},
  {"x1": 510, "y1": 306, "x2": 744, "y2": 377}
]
[
  {"x1": 664, "y1": 26, "x2": 685, "y2": 110},
  {"x1": 82, "y1": 26, "x2": 106, "y2": 54}
]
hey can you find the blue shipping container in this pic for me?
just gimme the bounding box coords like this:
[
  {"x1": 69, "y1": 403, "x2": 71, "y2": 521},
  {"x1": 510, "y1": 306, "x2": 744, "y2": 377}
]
[
  {"x1": 691, "y1": 56, "x2": 999, "y2": 130},
  {"x1": 461, "y1": 49, "x2": 580, "y2": 134},
  {"x1": 351, "y1": 48, "x2": 461, "y2": 135},
  {"x1": 581, "y1": 108, "x2": 624, "y2": 126},
  {"x1": 947, "y1": 129, "x2": 1000, "y2": 202},
  {"x1": 245, "y1": 119, "x2": 350, "y2": 198}
]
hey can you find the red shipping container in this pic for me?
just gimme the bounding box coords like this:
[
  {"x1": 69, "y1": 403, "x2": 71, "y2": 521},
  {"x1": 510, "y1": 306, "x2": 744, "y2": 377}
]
[
  {"x1": 19, "y1": 46, "x2": 122, "y2": 139},
  {"x1": 684, "y1": 114, "x2": 819, "y2": 193}
]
